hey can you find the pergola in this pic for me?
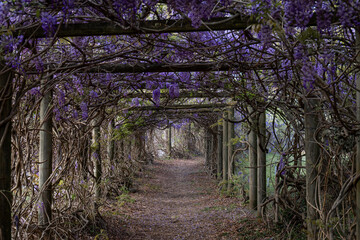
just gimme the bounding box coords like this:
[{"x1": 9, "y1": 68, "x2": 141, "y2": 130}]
[{"x1": 0, "y1": 1, "x2": 359, "y2": 239}]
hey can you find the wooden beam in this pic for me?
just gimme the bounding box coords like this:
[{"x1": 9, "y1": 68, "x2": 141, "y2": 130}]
[
  {"x1": 128, "y1": 103, "x2": 227, "y2": 111},
  {"x1": 26, "y1": 61, "x2": 271, "y2": 75},
  {"x1": 20, "y1": 16, "x2": 255, "y2": 38},
  {"x1": 84, "y1": 62, "x2": 234, "y2": 73},
  {"x1": 125, "y1": 91, "x2": 231, "y2": 99}
]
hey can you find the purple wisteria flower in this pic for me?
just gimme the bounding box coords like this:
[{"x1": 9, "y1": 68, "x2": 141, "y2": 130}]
[
  {"x1": 41, "y1": 12, "x2": 57, "y2": 36},
  {"x1": 89, "y1": 90, "x2": 98, "y2": 98},
  {"x1": 153, "y1": 87, "x2": 161, "y2": 106},
  {"x1": 132, "y1": 97, "x2": 140, "y2": 106},
  {"x1": 277, "y1": 155, "x2": 286, "y2": 176},
  {"x1": 80, "y1": 101, "x2": 88, "y2": 120}
]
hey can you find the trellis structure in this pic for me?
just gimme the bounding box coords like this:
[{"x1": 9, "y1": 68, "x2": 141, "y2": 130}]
[{"x1": 1, "y1": 1, "x2": 360, "y2": 240}]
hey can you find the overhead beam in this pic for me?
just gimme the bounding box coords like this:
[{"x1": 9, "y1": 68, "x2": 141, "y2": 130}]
[
  {"x1": 128, "y1": 103, "x2": 228, "y2": 111},
  {"x1": 84, "y1": 62, "x2": 234, "y2": 73},
  {"x1": 148, "y1": 108, "x2": 223, "y2": 114},
  {"x1": 124, "y1": 91, "x2": 231, "y2": 99},
  {"x1": 20, "y1": 16, "x2": 255, "y2": 38},
  {"x1": 26, "y1": 61, "x2": 272, "y2": 75}
]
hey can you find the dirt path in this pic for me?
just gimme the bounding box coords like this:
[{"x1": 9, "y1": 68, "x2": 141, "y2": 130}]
[{"x1": 102, "y1": 158, "x2": 262, "y2": 240}]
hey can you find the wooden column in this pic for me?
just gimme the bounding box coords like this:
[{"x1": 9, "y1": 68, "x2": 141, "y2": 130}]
[
  {"x1": 356, "y1": 29, "x2": 360, "y2": 240},
  {"x1": 207, "y1": 129, "x2": 213, "y2": 171},
  {"x1": 211, "y1": 131, "x2": 217, "y2": 175},
  {"x1": 38, "y1": 78, "x2": 53, "y2": 227},
  {"x1": 0, "y1": 66, "x2": 12, "y2": 240},
  {"x1": 217, "y1": 117, "x2": 223, "y2": 180},
  {"x1": 187, "y1": 123, "x2": 192, "y2": 153},
  {"x1": 92, "y1": 120, "x2": 102, "y2": 201},
  {"x1": 222, "y1": 111, "x2": 229, "y2": 183},
  {"x1": 119, "y1": 139, "x2": 124, "y2": 163},
  {"x1": 257, "y1": 110, "x2": 266, "y2": 217},
  {"x1": 248, "y1": 107, "x2": 258, "y2": 210},
  {"x1": 204, "y1": 129, "x2": 209, "y2": 167},
  {"x1": 108, "y1": 120, "x2": 115, "y2": 175},
  {"x1": 81, "y1": 131, "x2": 90, "y2": 181},
  {"x1": 227, "y1": 107, "x2": 235, "y2": 191},
  {"x1": 305, "y1": 97, "x2": 320, "y2": 239},
  {"x1": 167, "y1": 121, "x2": 172, "y2": 158}
]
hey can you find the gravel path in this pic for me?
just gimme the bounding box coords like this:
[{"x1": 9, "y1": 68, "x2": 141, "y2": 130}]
[{"x1": 104, "y1": 158, "x2": 253, "y2": 240}]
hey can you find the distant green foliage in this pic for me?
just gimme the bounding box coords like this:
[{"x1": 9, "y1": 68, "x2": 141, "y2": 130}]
[{"x1": 113, "y1": 118, "x2": 145, "y2": 140}]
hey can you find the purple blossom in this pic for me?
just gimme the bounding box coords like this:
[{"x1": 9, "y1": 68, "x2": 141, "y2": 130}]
[
  {"x1": 80, "y1": 101, "x2": 88, "y2": 120},
  {"x1": 316, "y1": 2, "x2": 332, "y2": 31},
  {"x1": 72, "y1": 110, "x2": 78, "y2": 119},
  {"x1": 337, "y1": 1, "x2": 360, "y2": 27},
  {"x1": 284, "y1": 0, "x2": 313, "y2": 28},
  {"x1": 58, "y1": 89, "x2": 66, "y2": 107},
  {"x1": 169, "y1": 84, "x2": 176, "y2": 98},
  {"x1": 302, "y1": 63, "x2": 315, "y2": 90},
  {"x1": 132, "y1": 97, "x2": 140, "y2": 106},
  {"x1": 29, "y1": 87, "x2": 40, "y2": 96},
  {"x1": 277, "y1": 155, "x2": 286, "y2": 176},
  {"x1": 34, "y1": 57, "x2": 44, "y2": 73},
  {"x1": 74, "y1": 78, "x2": 84, "y2": 95},
  {"x1": 41, "y1": 12, "x2": 57, "y2": 36},
  {"x1": 54, "y1": 107, "x2": 61, "y2": 121},
  {"x1": 89, "y1": 90, "x2": 99, "y2": 98},
  {"x1": 257, "y1": 25, "x2": 272, "y2": 46},
  {"x1": 153, "y1": 88, "x2": 161, "y2": 106}
]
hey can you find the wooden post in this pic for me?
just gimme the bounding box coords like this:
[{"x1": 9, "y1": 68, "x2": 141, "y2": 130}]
[
  {"x1": 248, "y1": 107, "x2": 258, "y2": 210},
  {"x1": 92, "y1": 120, "x2": 102, "y2": 201},
  {"x1": 257, "y1": 110, "x2": 266, "y2": 217},
  {"x1": 0, "y1": 66, "x2": 12, "y2": 240},
  {"x1": 227, "y1": 107, "x2": 235, "y2": 191},
  {"x1": 207, "y1": 129, "x2": 213, "y2": 169},
  {"x1": 38, "y1": 78, "x2": 53, "y2": 227},
  {"x1": 205, "y1": 129, "x2": 209, "y2": 167},
  {"x1": 305, "y1": 96, "x2": 320, "y2": 239},
  {"x1": 187, "y1": 123, "x2": 192, "y2": 153},
  {"x1": 356, "y1": 29, "x2": 360, "y2": 240},
  {"x1": 167, "y1": 121, "x2": 172, "y2": 158},
  {"x1": 222, "y1": 111, "x2": 229, "y2": 184},
  {"x1": 119, "y1": 139, "x2": 124, "y2": 163},
  {"x1": 108, "y1": 120, "x2": 115, "y2": 174},
  {"x1": 217, "y1": 117, "x2": 223, "y2": 179},
  {"x1": 211, "y1": 131, "x2": 217, "y2": 175}
]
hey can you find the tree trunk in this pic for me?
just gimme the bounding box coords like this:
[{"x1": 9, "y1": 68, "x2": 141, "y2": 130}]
[
  {"x1": 248, "y1": 107, "x2": 258, "y2": 210},
  {"x1": 227, "y1": 107, "x2": 235, "y2": 191},
  {"x1": 0, "y1": 66, "x2": 12, "y2": 240},
  {"x1": 257, "y1": 111, "x2": 266, "y2": 217},
  {"x1": 305, "y1": 97, "x2": 320, "y2": 239},
  {"x1": 222, "y1": 111, "x2": 229, "y2": 184},
  {"x1": 217, "y1": 117, "x2": 223, "y2": 180},
  {"x1": 38, "y1": 78, "x2": 53, "y2": 228}
]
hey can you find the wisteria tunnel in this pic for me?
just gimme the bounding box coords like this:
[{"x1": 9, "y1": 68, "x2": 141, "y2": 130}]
[{"x1": 1, "y1": 1, "x2": 360, "y2": 239}]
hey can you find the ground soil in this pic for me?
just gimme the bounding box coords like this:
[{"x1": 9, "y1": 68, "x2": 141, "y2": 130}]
[{"x1": 100, "y1": 158, "x2": 277, "y2": 240}]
